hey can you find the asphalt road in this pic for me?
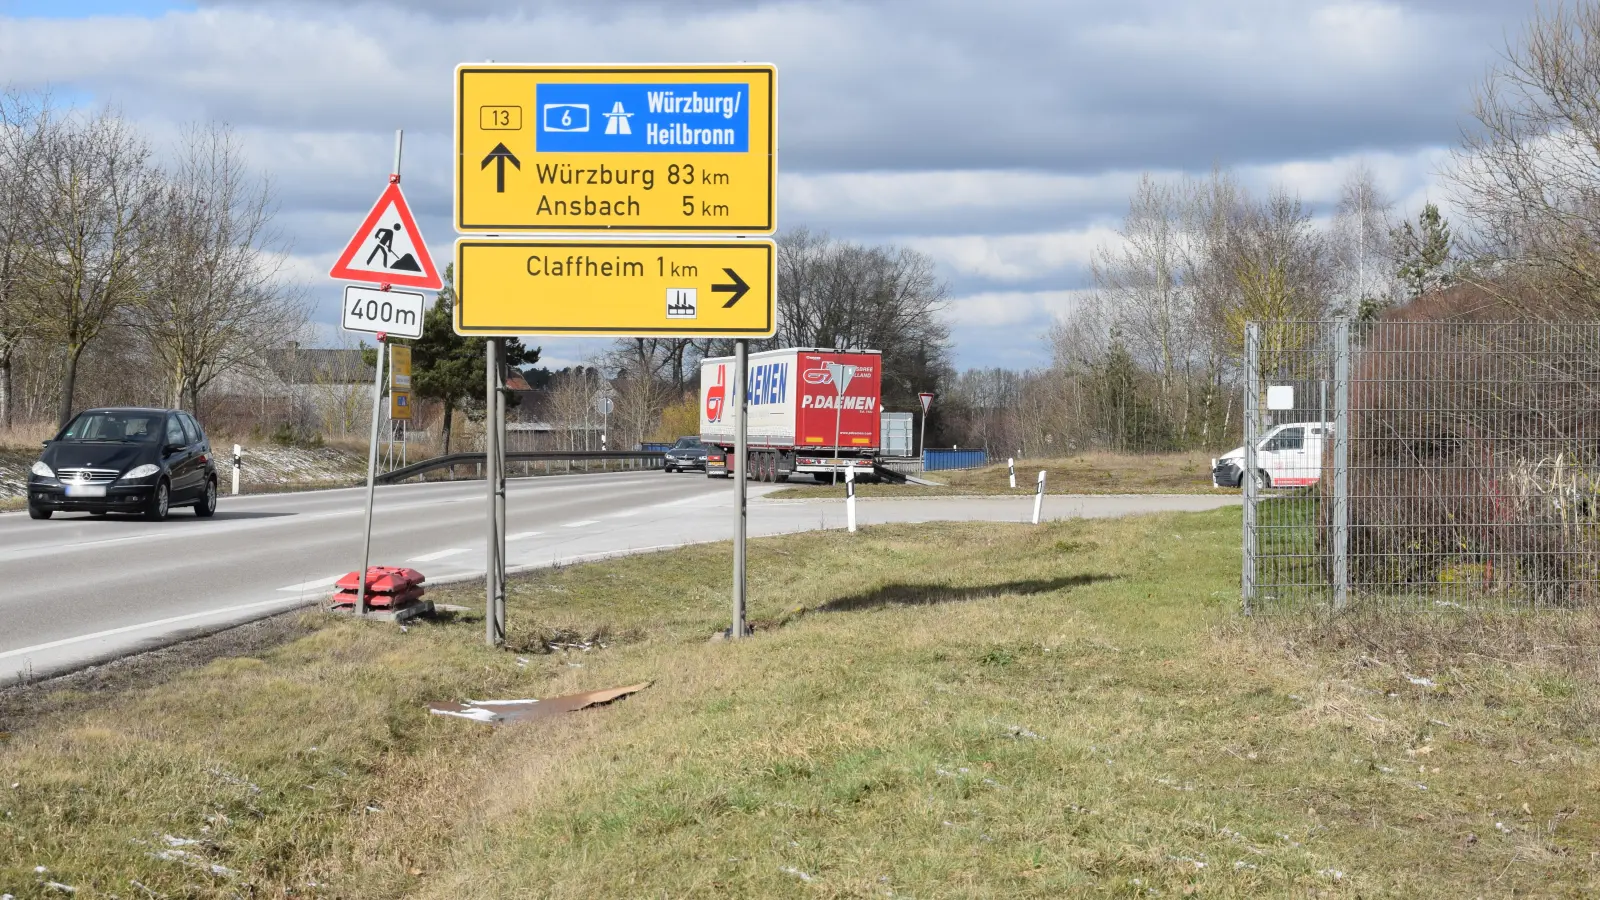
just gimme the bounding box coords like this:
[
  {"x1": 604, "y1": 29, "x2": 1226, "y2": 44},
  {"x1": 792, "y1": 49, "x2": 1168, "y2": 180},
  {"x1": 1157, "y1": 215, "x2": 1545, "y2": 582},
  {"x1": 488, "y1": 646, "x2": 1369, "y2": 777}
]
[{"x1": 0, "y1": 472, "x2": 1240, "y2": 683}]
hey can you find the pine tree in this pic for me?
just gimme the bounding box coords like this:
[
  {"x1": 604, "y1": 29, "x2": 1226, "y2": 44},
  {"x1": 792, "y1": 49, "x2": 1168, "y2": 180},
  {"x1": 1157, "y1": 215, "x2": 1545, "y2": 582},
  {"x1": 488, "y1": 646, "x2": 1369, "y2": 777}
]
[
  {"x1": 1392, "y1": 203, "x2": 1454, "y2": 301},
  {"x1": 409, "y1": 264, "x2": 537, "y2": 453}
]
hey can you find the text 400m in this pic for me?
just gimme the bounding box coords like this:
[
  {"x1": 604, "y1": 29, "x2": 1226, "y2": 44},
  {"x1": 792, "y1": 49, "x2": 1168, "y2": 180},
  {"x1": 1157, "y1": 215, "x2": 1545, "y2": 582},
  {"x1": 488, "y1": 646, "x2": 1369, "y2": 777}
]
[{"x1": 347, "y1": 296, "x2": 418, "y2": 328}]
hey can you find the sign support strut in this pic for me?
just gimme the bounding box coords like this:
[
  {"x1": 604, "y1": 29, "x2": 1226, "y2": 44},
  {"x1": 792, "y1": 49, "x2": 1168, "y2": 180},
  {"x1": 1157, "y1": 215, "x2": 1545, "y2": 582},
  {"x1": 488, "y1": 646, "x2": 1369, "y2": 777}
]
[
  {"x1": 731, "y1": 339, "x2": 748, "y2": 639},
  {"x1": 353, "y1": 129, "x2": 404, "y2": 617}
]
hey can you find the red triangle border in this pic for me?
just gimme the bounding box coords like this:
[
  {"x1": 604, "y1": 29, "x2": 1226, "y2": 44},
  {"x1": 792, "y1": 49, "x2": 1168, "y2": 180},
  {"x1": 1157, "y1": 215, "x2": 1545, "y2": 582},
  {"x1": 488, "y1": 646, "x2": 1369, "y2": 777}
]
[{"x1": 328, "y1": 181, "x2": 443, "y2": 290}]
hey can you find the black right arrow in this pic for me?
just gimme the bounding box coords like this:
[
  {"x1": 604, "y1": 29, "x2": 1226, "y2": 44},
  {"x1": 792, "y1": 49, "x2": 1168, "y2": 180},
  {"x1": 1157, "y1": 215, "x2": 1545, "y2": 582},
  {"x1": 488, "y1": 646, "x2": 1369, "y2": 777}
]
[
  {"x1": 480, "y1": 142, "x2": 520, "y2": 193},
  {"x1": 713, "y1": 268, "x2": 750, "y2": 308}
]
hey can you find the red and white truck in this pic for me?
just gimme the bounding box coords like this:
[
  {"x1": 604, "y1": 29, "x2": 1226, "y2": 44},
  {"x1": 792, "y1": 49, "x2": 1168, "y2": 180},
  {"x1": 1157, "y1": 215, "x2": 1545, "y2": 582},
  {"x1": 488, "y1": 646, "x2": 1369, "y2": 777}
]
[{"x1": 700, "y1": 347, "x2": 883, "y2": 482}]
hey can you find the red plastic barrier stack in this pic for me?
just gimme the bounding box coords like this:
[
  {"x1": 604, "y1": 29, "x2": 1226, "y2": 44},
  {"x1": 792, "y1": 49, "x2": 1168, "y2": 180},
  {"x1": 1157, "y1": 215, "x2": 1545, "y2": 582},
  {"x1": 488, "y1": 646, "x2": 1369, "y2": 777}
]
[{"x1": 331, "y1": 566, "x2": 427, "y2": 610}]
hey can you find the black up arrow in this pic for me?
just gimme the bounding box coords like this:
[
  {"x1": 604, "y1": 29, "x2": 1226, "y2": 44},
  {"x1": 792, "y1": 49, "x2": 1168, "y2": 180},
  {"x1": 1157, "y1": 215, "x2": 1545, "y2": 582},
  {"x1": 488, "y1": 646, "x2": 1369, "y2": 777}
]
[
  {"x1": 713, "y1": 268, "x2": 750, "y2": 308},
  {"x1": 480, "y1": 143, "x2": 520, "y2": 193}
]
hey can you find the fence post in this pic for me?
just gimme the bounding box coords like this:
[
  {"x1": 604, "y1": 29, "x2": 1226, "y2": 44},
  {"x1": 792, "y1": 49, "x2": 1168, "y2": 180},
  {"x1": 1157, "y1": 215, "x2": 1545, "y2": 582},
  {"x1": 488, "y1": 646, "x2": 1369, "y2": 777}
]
[
  {"x1": 1242, "y1": 322, "x2": 1260, "y2": 613},
  {"x1": 1332, "y1": 315, "x2": 1351, "y2": 611}
]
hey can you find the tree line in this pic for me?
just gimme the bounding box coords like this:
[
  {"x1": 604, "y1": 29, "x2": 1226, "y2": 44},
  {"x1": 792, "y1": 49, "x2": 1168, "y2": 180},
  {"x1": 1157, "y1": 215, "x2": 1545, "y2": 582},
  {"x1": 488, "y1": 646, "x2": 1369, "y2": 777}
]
[
  {"x1": 933, "y1": 2, "x2": 1600, "y2": 458},
  {"x1": 0, "y1": 92, "x2": 303, "y2": 430}
]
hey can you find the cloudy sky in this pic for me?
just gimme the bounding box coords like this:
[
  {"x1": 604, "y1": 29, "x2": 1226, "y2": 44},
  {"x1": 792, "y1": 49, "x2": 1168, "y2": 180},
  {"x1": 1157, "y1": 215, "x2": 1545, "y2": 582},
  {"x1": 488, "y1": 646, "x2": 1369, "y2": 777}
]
[{"x1": 0, "y1": 0, "x2": 1532, "y2": 370}]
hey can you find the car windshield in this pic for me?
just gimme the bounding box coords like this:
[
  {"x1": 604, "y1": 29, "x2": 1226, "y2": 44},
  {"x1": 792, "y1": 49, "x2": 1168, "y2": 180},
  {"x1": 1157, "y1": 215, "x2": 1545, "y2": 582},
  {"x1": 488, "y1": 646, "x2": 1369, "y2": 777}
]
[
  {"x1": 673, "y1": 438, "x2": 702, "y2": 449},
  {"x1": 58, "y1": 411, "x2": 164, "y2": 443}
]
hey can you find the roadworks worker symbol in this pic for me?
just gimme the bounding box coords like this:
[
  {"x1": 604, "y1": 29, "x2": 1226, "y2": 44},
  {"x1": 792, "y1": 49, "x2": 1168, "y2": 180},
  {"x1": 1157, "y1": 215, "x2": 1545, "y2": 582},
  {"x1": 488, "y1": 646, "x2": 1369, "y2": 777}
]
[
  {"x1": 603, "y1": 101, "x2": 633, "y2": 135},
  {"x1": 328, "y1": 181, "x2": 443, "y2": 290}
]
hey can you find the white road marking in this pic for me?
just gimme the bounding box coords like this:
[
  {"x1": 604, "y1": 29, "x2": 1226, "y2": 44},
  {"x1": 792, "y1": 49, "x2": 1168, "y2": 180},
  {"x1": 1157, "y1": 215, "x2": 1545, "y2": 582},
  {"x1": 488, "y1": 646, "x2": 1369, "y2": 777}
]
[
  {"x1": 607, "y1": 510, "x2": 640, "y2": 518},
  {"x1": 506, "y1": 531, "x2": 543, "y2": 540},
  {"x1": 276, "y1": 575, "x2": 342, "y2": 592},
  {"x1": 407, "y1": 548, "x2": 471, "y2": 562},
  {"x1": 561, "y1": 520, "x2": 599, "y2": 528},
  {"x1": 0, "y1": 596, "x2": 312, "y2": 663}
]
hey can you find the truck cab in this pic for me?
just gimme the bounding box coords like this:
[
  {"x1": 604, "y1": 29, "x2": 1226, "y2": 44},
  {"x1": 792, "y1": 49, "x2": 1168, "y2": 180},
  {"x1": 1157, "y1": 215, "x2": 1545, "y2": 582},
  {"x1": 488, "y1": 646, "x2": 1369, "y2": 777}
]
[{"x1": 1212, "y1": 422, "x2": 1332, "y2": 489}]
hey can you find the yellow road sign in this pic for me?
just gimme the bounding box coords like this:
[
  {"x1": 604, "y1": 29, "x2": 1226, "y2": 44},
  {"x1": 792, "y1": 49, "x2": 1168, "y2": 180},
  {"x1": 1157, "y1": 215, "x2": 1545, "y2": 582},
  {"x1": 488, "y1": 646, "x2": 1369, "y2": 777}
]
[
  {"x1": 388, "y1": 344, "x2": 412, "y2": 391},
  {"x1": 390, "y1": 390, "x2": 412, "y2": 420},
  {"x1": 454, "y1": 239, "x2": 775, "y2": 337},
  {"x1": 455, "y1": 64, "x2": 776, "y2": 233}
]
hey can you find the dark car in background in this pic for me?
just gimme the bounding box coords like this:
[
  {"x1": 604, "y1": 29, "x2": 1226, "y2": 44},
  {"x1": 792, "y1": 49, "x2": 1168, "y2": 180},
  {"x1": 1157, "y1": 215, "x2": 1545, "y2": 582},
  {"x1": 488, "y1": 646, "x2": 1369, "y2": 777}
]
[
  {"x1": 27, "y1": 408, "x2": 219, "y2": 521},
  {"x1": 663, "y1": 436, "x2": 709, "y2": 473}
]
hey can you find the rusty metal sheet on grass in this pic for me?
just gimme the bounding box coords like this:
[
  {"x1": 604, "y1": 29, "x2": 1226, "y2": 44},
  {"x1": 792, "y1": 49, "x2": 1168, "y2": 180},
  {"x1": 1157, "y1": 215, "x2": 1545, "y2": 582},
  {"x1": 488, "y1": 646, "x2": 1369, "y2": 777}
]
[{"x1": 426, "y1": 682, "x2": 650, "y2": 725}]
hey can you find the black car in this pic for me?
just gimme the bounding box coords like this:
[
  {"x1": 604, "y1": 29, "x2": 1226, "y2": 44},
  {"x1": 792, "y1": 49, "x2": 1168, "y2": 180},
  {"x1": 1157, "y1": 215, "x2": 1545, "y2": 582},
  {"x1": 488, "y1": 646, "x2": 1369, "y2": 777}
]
[
  {"x1": 27, "y1": 407, "x2": 219, "y2": 521},
  {"x1": 663, "y1": 436, "x2": 709, "y2": 473}
]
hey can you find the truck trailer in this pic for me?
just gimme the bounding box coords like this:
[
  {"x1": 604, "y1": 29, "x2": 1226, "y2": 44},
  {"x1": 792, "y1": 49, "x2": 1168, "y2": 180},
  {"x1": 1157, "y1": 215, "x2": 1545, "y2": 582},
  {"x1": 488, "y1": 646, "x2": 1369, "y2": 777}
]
[{"x1": 699, "y1": 347, "x2": 883, "y2": 482}]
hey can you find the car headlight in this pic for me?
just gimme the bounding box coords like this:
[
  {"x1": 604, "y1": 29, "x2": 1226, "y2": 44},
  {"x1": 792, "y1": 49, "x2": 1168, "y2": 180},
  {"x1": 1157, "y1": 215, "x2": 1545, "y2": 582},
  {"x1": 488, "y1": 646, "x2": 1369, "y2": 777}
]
[
  {"x1": 30, "y1": 461, "x2": 54, "y2": 478},
  {"x1": 120, "y1": 464, "x2": 160, "y2": 481}
]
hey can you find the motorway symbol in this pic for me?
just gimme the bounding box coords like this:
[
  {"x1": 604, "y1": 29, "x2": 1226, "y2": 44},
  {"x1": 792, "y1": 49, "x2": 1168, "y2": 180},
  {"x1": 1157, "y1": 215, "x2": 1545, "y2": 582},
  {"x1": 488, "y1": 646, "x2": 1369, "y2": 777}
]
[
  {"x1": 453, "y1": 238, "x2": 775, "y2": 337},
  {"x1": 481, "y1": 142, "x2": 520, "y2": 193},
  {"x1": 329, "y1": 182, "x2": 443, "y2": 290},
  {"x1": 712, "y1": 267, "x2": 749, "y2": 308},
  {"x1": 454, "y1": 64, "x2": 776, "y2": 233},
  {"x1": 603, "y1": 101, "x2": 633, "y2": 134}
]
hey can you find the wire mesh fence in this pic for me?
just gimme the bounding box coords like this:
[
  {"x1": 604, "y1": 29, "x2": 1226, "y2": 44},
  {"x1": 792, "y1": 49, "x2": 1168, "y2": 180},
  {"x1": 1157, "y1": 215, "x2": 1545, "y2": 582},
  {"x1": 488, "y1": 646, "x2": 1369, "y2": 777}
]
[{"x1": 1243, "y1": 318, "x2": 1600, "y2": 613}]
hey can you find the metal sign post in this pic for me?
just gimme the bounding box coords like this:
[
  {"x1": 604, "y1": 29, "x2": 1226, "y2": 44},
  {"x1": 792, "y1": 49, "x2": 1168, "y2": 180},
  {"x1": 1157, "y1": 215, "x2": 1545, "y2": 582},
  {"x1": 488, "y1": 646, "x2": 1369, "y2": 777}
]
[
  {"x1": 357, "y1": 335, "x2": 387, "y2": 616},
  {"x1": 918, "y1": 391, "x2": 933, "y2": 463},
  {"x1": 486, "y1": 337, "x2": 505, "y2": 645},
  {"x1": 825, "y1": 362, "x2": 857, "y2": 485},
  {"x1": 731, "y1": 340, "x2": 749, "y2": 639}
]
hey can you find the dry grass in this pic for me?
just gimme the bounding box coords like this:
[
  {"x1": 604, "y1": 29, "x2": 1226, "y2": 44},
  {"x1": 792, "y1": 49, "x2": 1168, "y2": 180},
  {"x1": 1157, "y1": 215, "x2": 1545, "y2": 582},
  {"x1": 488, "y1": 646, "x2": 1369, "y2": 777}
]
[
  {"x1": 768, "y1": 450, "x2": 1223, "y2": 499},
  {"x1": 0, "y1": 421, "x2": 55, "y2": 451},
  {"x1": 3, "y1": 511, "x2": 1599, "y2": 897}
]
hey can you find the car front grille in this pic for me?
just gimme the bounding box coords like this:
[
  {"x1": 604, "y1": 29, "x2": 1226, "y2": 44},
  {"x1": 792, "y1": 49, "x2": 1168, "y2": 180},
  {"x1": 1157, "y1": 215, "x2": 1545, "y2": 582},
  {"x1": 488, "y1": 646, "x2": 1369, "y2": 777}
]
[{"x1": 56, "y1": 467, "x2": 120, "y2": 485}]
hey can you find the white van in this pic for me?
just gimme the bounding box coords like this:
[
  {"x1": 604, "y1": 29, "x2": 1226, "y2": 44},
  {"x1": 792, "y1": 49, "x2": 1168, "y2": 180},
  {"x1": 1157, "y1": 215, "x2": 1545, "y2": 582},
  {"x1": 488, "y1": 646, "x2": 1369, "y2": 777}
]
[{"x1": 1211, "y1": 422, "x2": 1331, "y2": 489}]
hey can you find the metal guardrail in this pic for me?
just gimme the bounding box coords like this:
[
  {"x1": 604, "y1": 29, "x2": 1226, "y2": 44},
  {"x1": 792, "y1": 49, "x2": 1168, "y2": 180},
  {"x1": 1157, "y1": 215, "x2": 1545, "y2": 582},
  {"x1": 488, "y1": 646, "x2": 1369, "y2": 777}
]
[{"x1": 376, "y1": 450, "x2": 666, "y2": 485}]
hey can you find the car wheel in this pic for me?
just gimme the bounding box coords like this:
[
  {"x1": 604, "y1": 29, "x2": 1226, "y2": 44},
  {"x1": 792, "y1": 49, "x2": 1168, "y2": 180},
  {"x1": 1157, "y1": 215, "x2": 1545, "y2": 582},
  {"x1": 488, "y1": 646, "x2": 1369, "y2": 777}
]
[
  {"x1": 194, "y1": 478, "x2": 217, "y2": 517},
  {"x1": 1256, "y1": 469, "x2": 1272, "y2": 490},
  {"x1": 27, "y1": 502, "x2": 52, "y2": 520},
  {"x1": 145, "y1": 479, "x2": 171, "y2": 522},
  {"x1": 90, "y1": 510, "x2": 108, "y2": 517},
  {"x1": 664, "y1": 465, "x2": 675, "y2": 473}
]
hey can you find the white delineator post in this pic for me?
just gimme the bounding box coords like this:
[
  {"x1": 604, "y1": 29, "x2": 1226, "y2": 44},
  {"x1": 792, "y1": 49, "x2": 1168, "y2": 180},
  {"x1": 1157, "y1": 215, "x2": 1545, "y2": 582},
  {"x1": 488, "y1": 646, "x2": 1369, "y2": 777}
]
[
  {"x1": 1032, "y1": 470, "x2": 1046, "y2": 525},
  {"x1": 845, "y1": 465, "x2": 857, "y2": 533},
  {"x1": 231, "y1": 444, "x2": 242, "y2": 495},
  {"x1": 1008, "y1": 457, "x2": 1016, "y2": 489}
]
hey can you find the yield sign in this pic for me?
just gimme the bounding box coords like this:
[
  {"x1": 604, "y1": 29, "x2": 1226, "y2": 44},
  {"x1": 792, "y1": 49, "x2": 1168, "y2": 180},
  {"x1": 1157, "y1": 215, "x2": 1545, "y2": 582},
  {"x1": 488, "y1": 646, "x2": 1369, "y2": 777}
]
[{"x1": 328, "y1": 181, "x2": 443, "y2": 290}]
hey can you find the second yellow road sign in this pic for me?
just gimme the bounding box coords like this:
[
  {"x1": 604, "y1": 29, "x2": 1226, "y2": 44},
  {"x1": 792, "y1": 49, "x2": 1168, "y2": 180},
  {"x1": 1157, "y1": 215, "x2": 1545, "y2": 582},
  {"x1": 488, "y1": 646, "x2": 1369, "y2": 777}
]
[
  {"x1": 455, "y1": 64, "x2": 776, "y2": 233},
  {"x1": 455, "y1": 239, "x2": 775, "y2": 337}
]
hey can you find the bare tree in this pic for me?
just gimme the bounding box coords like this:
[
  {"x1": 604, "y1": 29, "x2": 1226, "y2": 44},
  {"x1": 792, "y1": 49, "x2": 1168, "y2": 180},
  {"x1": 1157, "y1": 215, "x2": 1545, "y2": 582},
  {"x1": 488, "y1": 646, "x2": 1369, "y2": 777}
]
[
  {"x1": 137, "y1": 123, "x2": 305, "y2": 413},
  {"x1": 771, "y1": 228, "x2": 952, "y2": 410},
  {"x1": 1091, "y1": 175, "x2": 1193, "y2": 428},
  {"x1": 0, "y1": 91, "x2": 49, "y2": 428},
  {"x1": 1332, "y1": 162, "x2": 1396, "y2": 316},
  {"x1": 1449, "y1": 1, "x2": 1600, "y2": 313},
  {"x1": 19, "y1": 107, "x2": 156, "y2": 427}
]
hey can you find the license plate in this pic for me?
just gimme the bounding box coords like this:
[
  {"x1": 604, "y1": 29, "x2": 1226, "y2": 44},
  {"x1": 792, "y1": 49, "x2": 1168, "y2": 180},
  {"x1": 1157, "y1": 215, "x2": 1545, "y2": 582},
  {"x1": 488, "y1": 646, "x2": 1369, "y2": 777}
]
[{"x1": 65, "y1": 484, "x2": 107, "y2": 498}]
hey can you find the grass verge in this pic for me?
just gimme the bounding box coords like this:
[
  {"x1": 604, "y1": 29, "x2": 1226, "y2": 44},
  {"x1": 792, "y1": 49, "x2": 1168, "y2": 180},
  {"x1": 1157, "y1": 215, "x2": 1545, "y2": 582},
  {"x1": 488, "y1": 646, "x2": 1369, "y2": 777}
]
[
  {"x1": 767, "y1": 451, "x2": 1223, "y2": 499},
  {"x1": 3, "y1": 511, "x2": 1599, "y2": 897}
]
